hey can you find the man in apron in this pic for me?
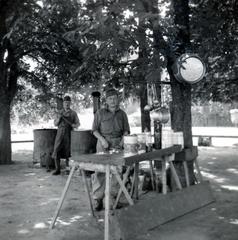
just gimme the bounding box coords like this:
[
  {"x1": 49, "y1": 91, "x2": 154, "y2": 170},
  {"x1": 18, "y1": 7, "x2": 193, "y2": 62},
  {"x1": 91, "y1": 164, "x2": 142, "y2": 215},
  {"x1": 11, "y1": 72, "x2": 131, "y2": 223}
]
[
  {"x1": 52, "y1": 96, "x2": 80, "y2": 175},
  {"x1": 91, "y1": 88, "x2": 130, "y2": 211}
]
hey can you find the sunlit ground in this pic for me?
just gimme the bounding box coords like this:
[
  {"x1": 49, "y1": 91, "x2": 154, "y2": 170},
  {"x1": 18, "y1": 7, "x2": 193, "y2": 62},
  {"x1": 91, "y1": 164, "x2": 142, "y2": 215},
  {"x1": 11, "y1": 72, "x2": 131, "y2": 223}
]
[{"x1": 5, "y1": 136, "x2": 238, "y2": 240}]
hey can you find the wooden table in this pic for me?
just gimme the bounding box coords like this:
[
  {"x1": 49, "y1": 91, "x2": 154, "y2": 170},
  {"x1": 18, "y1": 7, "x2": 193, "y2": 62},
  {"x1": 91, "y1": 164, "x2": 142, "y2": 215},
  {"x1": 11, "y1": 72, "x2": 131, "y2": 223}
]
[{"x1": 49, "y1": 145, "x2": 182, "y2": 240}]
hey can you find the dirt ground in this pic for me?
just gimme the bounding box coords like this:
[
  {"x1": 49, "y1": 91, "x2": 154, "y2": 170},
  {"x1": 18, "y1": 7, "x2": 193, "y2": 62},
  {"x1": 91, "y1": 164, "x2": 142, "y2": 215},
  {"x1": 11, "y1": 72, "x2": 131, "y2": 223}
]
[{"x1": 0, "y1": 147, "x2": 238, "y2": 240}]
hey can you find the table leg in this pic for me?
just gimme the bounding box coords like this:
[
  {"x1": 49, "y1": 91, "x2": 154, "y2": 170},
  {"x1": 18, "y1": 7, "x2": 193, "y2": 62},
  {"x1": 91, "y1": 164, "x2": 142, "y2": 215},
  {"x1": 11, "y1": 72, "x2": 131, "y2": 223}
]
[
  {"x1": 194, "y1": 158, "x2": 203, "y2": 182},
  {"x1": 161, "y1": 158, "x2": 167, "y2": 194},
  {"x1": 113, "y1": 168, "x2": 134, "y2": 206},
  {"x1": 149, "y1": 160, "x2": 155, "y2": 191},
  {"x1": 130, "y1": 169, "x2": 135, "y2": 197},
  {"x1": 169, "y1": 161, "x2": 182, "y2": 190},
  {"x1": 134, "y1": 162, "x2": 139, "y2": 199},
  {"x1": 104, "y1": 165, "x2": 110, "y2": 240},
  {"x1": 113, "y1": 166, "x2": 131, "y2": 210},
  {"x1": 49, "y1": 165, "x2": 76, "y2": 229},
  {"x1": 81, "y1": 170, "x2": 95, "y2": 217},
  {"x1": 183, "y1": 161, "x2": 190, "y2": 187}
]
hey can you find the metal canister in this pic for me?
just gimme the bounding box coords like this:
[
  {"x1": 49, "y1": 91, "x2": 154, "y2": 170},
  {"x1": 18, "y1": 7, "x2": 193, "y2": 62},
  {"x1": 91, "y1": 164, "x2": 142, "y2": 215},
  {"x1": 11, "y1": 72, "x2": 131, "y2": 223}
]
[{"x1": 123, "y1": 135, "x2": 138, "y2": 155}]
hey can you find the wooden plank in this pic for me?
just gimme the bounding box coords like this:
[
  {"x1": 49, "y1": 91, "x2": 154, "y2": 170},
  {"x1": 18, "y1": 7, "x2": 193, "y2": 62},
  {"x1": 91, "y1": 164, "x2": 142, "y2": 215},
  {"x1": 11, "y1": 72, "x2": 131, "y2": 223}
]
[
  {"x1": 133, "y1": 163, "x2": 139, "y2": 199},
  {"x1": 183, "y1": 161, "x2": 190, "y2": 187},
  {"x1": 11, "y1": 140, "x2": 34, "y2": 143},
  {"x1": 77, "y1": 162, "x2": 107, "y2": 172},
  {"x1": 194, "y1": 158, "x2": 204, "y2": 182},
  {"x1": 149, "y1": 160, "x2": 155, "y2": 191},
  {"x1": 193, "y1": 134, "x2": 238, "y2": 138},
  {"x1": 113, "y1": 167, "x2": 131, "y2": 210},
  {"x1": 81, "y1": 170, "x2": 95, "y2": 217},
  {"x1": 169, "y1": 161, "x2": 182, "y2": 190},
  {"x1": 112, "y1": 168, "x2": 134, "y2": 206},
  {"x1": 72, "y1": 154, "x2": 124, "y2": 166},
  {"x1": 72, "y1": 145, "x2": 182, "y2": 167},
  {"x1": 161, "y1": 158, "x2": 167, "y2": 194},
  {"x1": 104, "y1": 165, "x2": 110, "y2": 240},
  {"x1": 112, "y1": 181, "x2": 215, "y2": 240},
  {"x1": 49, "y1": 165, "x2": 76, "y2": 229},
  {"x1": 123, "y1": 145, "x2": 182, "y2": 166}
]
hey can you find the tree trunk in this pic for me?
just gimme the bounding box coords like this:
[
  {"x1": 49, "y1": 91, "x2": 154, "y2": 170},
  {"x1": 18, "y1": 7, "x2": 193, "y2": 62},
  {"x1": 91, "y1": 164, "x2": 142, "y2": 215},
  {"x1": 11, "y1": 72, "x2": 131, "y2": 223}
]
[
  {"x1": 169, "y1": 71, "x2": 193, "y2": 148},
  {"x1": 137, "y1": 9, "x2": 151, "y2": 132},
  {"x1": 169, "y1": 0, "x2": 193, "y2": 148},
  {"x1": 140, "y1": 85, "x2": 151, "y2": 132},
  {"x1": 0, "y1": 46, "x2": 18, "y2": 164},
  {"x1": 0, "y1": 98, "x2": 12, "y2": 164},
  {"x1": 150, "y1": 2, "x2": 162, "y2": 149}
]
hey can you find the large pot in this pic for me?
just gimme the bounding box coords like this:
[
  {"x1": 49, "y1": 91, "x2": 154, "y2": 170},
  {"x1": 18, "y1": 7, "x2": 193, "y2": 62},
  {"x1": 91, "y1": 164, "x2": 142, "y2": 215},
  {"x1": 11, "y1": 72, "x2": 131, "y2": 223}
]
[
  {"x1": 71, "y1": 130, "x2": 97, "y2": 158},
  {"x1": 150, "y1": 107, "x2": 170, "y2": 123},
  {"x1": 33, "y1": 128, "x2": 57, "y2": 167}
]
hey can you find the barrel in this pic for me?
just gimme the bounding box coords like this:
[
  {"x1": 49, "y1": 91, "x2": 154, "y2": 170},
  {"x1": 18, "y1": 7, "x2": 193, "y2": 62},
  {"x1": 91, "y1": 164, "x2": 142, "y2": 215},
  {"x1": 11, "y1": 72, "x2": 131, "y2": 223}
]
[
  {"x1": 33, "y1": 129, "x2": 57, "y2": 167},
  {"x1": 71, "y1": 130, "x2": 97, "y2": 158}
]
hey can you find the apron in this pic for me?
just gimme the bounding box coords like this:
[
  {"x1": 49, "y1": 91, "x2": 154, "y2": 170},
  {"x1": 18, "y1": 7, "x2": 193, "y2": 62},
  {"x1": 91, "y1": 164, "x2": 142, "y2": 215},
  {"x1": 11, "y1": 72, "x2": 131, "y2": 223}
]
[{"x1": 52, "y1": 114, "x2": 72, "y2": 159}]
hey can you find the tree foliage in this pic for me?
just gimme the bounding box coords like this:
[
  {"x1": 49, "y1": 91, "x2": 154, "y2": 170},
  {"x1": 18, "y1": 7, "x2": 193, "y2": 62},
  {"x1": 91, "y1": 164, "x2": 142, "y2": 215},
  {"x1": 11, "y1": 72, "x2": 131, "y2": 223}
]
[
  {"x1": 190, "y1": 0, "x2": 238, "y2": 105},
  {"x1": 1, "y1": 0, "x2": 238, "y2": 163}
]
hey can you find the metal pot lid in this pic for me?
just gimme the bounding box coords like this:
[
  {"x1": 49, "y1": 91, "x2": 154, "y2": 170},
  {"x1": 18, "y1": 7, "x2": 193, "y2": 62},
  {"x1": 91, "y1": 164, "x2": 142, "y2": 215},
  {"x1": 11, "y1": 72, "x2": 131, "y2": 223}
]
[{"x1": 173, "y1": 54, "x2": 206, "y2": 84}]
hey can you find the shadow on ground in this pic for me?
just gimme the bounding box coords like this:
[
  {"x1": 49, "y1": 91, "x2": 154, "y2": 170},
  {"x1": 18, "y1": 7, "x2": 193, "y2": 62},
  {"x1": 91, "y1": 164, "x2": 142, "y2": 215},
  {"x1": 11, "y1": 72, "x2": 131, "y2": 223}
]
[{"x1": 0, "y1": 147, "x2": 237, "y2": 240}]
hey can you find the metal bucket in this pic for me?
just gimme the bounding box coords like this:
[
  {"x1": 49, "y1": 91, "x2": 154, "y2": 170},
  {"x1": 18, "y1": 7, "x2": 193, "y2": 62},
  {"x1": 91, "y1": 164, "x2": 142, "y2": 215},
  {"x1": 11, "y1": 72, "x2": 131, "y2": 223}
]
[{"x1": 124, "y1": 135, "x2": 138, "y2": 155}]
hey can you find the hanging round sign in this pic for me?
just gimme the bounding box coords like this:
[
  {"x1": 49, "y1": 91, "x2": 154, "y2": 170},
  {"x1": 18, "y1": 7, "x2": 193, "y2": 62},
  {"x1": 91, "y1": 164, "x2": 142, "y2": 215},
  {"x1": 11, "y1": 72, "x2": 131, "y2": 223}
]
[{"x1": 172, "y1": 53, "x2": 206, "y2": 84}]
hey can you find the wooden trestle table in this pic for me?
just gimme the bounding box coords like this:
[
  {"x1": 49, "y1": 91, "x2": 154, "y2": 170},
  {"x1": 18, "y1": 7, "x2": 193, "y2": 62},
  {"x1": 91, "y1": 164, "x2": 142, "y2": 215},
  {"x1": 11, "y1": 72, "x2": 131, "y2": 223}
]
[{"x1": 50, "y1": 145, "x2": 182, "y2": 240}]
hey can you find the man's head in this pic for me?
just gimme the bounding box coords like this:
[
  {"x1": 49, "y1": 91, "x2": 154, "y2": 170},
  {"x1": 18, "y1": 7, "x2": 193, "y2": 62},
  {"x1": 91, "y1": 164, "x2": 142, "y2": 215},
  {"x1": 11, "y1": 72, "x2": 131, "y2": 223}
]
[
  {"x1": 105, "y1": 88, "x2": 119, "y2": 111},
  {"x1": 63, "y1": 95, "x2": 71, "y2": 111}
]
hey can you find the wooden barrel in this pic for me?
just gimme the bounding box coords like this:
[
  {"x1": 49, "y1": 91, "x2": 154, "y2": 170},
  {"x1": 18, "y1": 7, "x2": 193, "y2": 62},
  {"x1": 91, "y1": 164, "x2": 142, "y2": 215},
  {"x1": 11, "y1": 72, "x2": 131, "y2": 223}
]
[
  {"x1": 71, "y1": 130, "x2": 97, "y2": 158},
  {"x1": 33, "y1": 129, "x2": 57, "y2": 167}
]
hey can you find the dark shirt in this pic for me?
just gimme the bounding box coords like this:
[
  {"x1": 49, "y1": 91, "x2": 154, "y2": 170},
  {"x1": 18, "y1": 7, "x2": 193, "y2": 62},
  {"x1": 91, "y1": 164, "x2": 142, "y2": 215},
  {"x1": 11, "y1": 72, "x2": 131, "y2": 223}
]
[
  {"x1": 92, "y1": 108, "x2": 130, "y2": 138},
  {"x1": 56, "y1": 109, "x2": 79, "y2": 129}
]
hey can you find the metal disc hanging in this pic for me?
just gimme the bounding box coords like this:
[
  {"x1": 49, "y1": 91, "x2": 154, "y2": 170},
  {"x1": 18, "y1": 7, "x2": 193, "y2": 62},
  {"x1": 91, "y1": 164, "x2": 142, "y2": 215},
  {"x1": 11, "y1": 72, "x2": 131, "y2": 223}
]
[{"x1": 172, "y1": 53, "x2": 206, "y2": 84}]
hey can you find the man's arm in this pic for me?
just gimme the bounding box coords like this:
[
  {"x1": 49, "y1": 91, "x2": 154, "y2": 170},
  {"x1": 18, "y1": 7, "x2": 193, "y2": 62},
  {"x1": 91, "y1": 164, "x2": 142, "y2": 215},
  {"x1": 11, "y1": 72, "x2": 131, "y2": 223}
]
[
  {"x1": 93, "y1": 130, "x2": 109, "y2": 149},
  {"x1": 71, "y1": 111, "x2": 80, "y2": 128},
  {"x1": 92, "y1": 110, "x2": 109, "y2": 150}
]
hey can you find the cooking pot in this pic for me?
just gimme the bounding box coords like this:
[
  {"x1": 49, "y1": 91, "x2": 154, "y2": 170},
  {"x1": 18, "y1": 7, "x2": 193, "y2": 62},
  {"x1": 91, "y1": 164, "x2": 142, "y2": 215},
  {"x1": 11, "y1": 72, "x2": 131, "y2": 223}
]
[{"x1": 150, "y1": 107, "x2": 170, "y2": 123}]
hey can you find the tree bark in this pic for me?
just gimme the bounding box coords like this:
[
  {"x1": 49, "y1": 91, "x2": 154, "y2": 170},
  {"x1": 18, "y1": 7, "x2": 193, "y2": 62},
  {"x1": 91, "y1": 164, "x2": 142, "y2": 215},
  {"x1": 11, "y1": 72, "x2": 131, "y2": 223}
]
[
  {"x1": 168, "y1": 0, "x2": 193, "y2": 148},
  {"x1": 0, "y1": 37, "x2": 18, "y2": 164},
  {"x1": 140, "y1": 85, "x2": 151, "y2": 132},
  {"x1": 137, "y1": 10, "x2": 151, "y2": 132},
  {"x1": 169, "y1": 71, "x2": 193, "y2": 148},
  {"x1": 0, "y1": 98, "x2": 12, "y2": 164},
  {"x1": 150, "y1": 0, "x2": 162, "y2": 149}
]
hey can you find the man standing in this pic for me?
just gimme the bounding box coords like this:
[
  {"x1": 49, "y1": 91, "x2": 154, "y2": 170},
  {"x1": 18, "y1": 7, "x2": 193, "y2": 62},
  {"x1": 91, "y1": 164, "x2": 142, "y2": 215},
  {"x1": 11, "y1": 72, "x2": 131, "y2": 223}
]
[
  {"x1": 52, "y1": 95, "x2": 80, "y2": 175},
  {"x1": 92, "y1": 88, "x2": 130, "y2": 211}
]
